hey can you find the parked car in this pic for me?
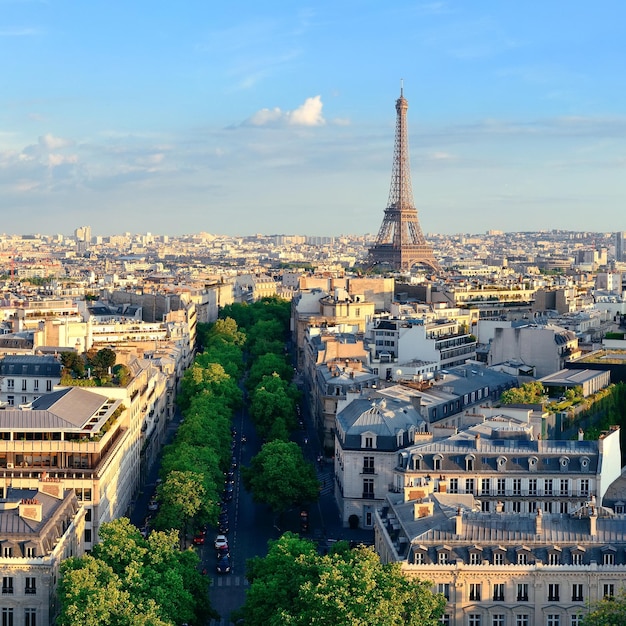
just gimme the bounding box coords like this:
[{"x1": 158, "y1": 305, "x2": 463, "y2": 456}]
[
  {"x1": 216, "y1": 555, "x2": 231, "y2": 574},
  {"x1": 193, "y1": 534, "x2": 205, "y2": 545},
  {"x1": 218, "y1": 521, "x2": 229, "y2": 534},
  {"x1": 214, "y1": 534, "x2": 228, "y2": 551},
  {"x1": 148, "y1": 498, "x2": 159, "y2": 512}
]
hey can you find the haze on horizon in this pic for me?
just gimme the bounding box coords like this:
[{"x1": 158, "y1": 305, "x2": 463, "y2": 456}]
[{"x1": 1, "y1": 1, "x2": 624, "y2": 238}]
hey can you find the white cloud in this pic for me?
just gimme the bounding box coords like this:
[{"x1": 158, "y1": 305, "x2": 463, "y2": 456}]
[
  {"x1": 286, "y1": 96, "x2": 325, "y2": 126},
  {"x1": 39, "y1": 134, "x2": 71, "y2": 150},
  {"x1": 47, "y1": 153, "x2": 78, "y2": 167},
  {"x1": 248, "y1": 107, "x2": 283, "y2": 126},
  {"x1": 245, "y1": 96, "x2": 326, "y2": 127}
]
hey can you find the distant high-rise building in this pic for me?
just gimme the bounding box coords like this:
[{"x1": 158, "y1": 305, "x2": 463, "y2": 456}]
[
  {"x1": 368, "y1": 87, "x2": 440, "y2": 273},
  {"x1": 615, "y1": 231, "x2": 626, "y2": 261},
  {"x1": 74, "y1": 225, "x2": 91, "y2": 243}
]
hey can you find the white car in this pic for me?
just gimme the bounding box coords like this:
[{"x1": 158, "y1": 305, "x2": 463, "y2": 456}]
[{"x1": 214, "y1": 534, "x2": 229, "y2": 551}]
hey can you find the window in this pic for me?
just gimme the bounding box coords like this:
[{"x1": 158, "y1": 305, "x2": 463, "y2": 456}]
[
  {"x1": 548, "y1": 552, "x2": 560, "y2": 565},
  {"x1": 33, "y1": 380, "x2": 39, "y2": 391},
  {"x1": 470, "y1": 552, "x2": 481, "y2": 565},
  {"x1": 492, "y1": 616, "x2": 505, "y2": 626},
  {"x1": 560, "y1": 501, "x2": 569, "y2": 514},
  {"x1": 363, "y1": 456, "x2": 374, "y2": 474},
  {"x1": 362, "y1": 479, "x2": 374, "y2": 498},
  {"x1": 603, "y1": 584, "x2": 615, "y2": 599},
  {"x1": 437, "y1": 583, "x2": 450, "y2": 600},
  {"x1": 7, "y1": 396, "x2": 14, "y2": 406},
  {"x1": 516, "y1": 616, "x2": 529, "y2": 626},
  {"x1": 547, "y1": 616, "x2": 560, "y2": 626},
  {"x1": 46, "y1": 380, "x2": 52, "y2": 392},
  {"x1": 603, "y1": 552, "x2": 615, "y2": 565},
  {"x1": 6, "y1": 379, "x2": 14, "y2": 389},
  {"x1": 466, "y1": 478, "x2": 475, "y2": 494},
  {"x1": 560, "y1": 479, "x2": 569, "y2": 496},
  {"x1": 3, "y1": 546, "x2": 12, "y2": 557},
  {"x1": 513, "y1": 479, "x2": 521, "y2": 495},
  {"x1": 466, "y1": 458, "x2": 474, "y2": 471},
  {"x1": 25, "y1": 546, "x2": 35, "y2": 557},
  {"x1": 414, "y1": 552, "x2": 426, "y2": 565},
  {"x1": 440, "y1": 616, "x2": 451, "y2": 626},
  {"x1": 481, "y1": 478, "x2": 491, "y2": 494},
  {"x1": 25, "y1": 577, "x2": 36, "y2": 594},
  {"x1": 2, "y1": 608, "x2": 14, "y2": 626},
  {"x1": 571, "y1": 584, "x2": 583, "y2": 602},
  {"x1": 548, "y1": 583, "x2": 560, "y2": 602},
  {"x1": 517, "y1": 583, "x2": 529, "y2": 601},
  {"x1": 2, "y1": 577, "x2": 13, "y2": 594},
  {"x1": 84, "y1": 528, "x2": 92, "y2": 543},
  {"x1": 438, "y1": 552, "x2": 449, "y2": 565},
  {"x1": 493, "y1": 552, "x2": 504, "y2": 566},
  {"x1": 517, "y1": 552, "x2": 528, "y2": 565},
  {"x1": 434, "y1": 457, "x2": 442, "y2": 471},
  {"x1": 493, "y1": 583, "x2": 505, "y2": 601},
  {"x1": 512, "y1": 501, "x2": 521, "y2": 513},
  {"x1": 469, "y1": 583, "x2": 481, "y2": 601},
  {"x1": 24, "y1": 609, "x2": 36, "y2": 626},
  {"x1": 22, "y1": 379, "x2": 27, "y2": 391},
  {"x1": 572, "y1": 552, "x2": 583, "y2": 565},
  {"x1": 468, "y1": 615, "x2": 481, "y2": 626},
  {"x1": 570, "y1": 615, "x2": 583, "y2": 626},
  {"x1": 481, "y1": 500, "x2": 491, "y2": 512},
  {"x1": 528, "y1": 479, "x2": 537, "y2": 495},
  {"x1": 364, "y1": 437, "x2": 373, "y2": 449},
  {"x1": 497, "y1": 478, "x2": 506, "y2": 496},
  {"x1": 85, "y1": 507, "x2": 92, "y2": 522},
  {"x1": 545, "y1": 479, "x2": 553, "y2": 496},
  {"x1": 580, "y1": 479, "x2": 589, "y2": 496},
  {"x1": 449, "y1": 478, "x2": 459, "y2": 494}
]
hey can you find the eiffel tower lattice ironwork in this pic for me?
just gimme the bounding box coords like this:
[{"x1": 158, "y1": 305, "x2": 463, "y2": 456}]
[{"x1": 368, "y1": 87, "x2": 441, "y2": 273}]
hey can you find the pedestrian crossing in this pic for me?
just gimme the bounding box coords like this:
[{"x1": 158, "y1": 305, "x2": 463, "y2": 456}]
[
  {"x1": 317, "y1": 465, "x2": 334, "y2": 496},
  {"x1": 209, "y1": 575, "x2": 249, "y2": 588}
]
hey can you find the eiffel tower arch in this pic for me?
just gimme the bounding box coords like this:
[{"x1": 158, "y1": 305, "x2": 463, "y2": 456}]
[{"x1": 368, "y1": 87, "x2": 441, "y2": 274}]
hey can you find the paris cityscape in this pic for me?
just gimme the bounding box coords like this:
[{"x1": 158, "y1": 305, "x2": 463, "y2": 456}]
[{"x1": 2, "y1": 2, "x2": 626, "y2": 626}]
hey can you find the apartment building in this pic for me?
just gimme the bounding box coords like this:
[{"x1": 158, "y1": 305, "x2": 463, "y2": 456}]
[
  {"x1": 0, "y1": 482, "x2": 85, "y2": 626},
  {"x1": 0, "y1": 355, "x2": 62, "y2": 406},
  {"x1": 374, "y1": 426, "x2": 623, "y2": 626}
]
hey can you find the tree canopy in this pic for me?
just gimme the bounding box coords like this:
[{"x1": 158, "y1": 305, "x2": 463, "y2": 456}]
[
  {"x1": 241, "y1": 441, "x2": 320, "y2": 513},
  {"x1": 235, "y1": 533, "x2": 445, "y2": 626},
  {"x1": 582, "y1": 588, "x2": 626, "y2": 625},
  {"x1": 500, "y1": 381, "x2": 545, "y2": 405},
  {"x1": 57, "y1": 518, "x2": 214, "y2": 626}
]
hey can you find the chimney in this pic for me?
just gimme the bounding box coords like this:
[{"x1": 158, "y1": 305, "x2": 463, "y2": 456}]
[
  {"x1": 496, "y1": 501, "x2": 504, "y2": 513},
  {"x1": 535, "y1": 508, "x2": 543, "y2": 535},
  {"x1": 455, "y1": 508, "x2": 463, "y2": 536},
  {"x1": 475, "y1": 433, "x2": 481, "y2": 450},
  {"x1": 578, "y1": 428, "x2": 584, "y2": 441},
  {"x1": 590, "y1": 505, "x2": 597, "y2": 536},
  {"x1": 19, "y1": 498, "x2": 42, "y2": 523}
]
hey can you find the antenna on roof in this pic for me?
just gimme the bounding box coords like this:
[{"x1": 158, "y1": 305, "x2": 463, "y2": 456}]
[{"x1": 400, "y1": 78, "x2": 404, "y2": 97}]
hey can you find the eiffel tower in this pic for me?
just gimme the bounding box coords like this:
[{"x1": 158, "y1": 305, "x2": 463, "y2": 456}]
[{"x1": 368, "y1": 86, "x2": 441, "y2": 273}]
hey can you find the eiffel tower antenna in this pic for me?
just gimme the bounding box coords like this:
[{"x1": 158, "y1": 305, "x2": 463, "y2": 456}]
[{"x1": 368, "y1": 85, "x2": 441, "y2": 273}]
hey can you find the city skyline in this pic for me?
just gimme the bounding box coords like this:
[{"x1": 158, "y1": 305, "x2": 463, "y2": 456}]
[{"x1": 1, "y1": 1, "x2": 625, "y2": 237}]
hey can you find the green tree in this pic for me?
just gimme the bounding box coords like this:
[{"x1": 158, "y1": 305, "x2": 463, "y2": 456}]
[
  {"x1": 242, "y1": 441, "x2": 320, "y2": 514},
  {"x1": 156, "y1": 471, "x2": 206, "y2": 545},
  {"x1": 249, "y1": 374, "x2": 298, "y2": 441},
  {"x1": 500, "y1": 381, "x2": 545, "y2": 405},
  {"x1": 87, "y1": 347, "x2": 117, "y2": 379},
  {"x1": 582, "y1": 588, "x2": 626, "y2": 625},
  {"x1": 247, "y1": 353, "x2": 294, "y2": 391},
  {"x1": 60, "y1": 351, "x2": 85, "y2": 378},
  {"x1": 57, "y1": 518, "x2": 213, "y2": 626},
  {"x1": 236, "y1": 533, "x2": 445, "y2": 626}
]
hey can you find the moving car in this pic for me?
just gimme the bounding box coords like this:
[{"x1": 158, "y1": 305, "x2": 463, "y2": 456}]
[
  {"x1": 216, "y1": 555, "x2": 231, "y2": 574},
  {"x1": 214, "y1": 534, "x2": 228, "y2": 551}
]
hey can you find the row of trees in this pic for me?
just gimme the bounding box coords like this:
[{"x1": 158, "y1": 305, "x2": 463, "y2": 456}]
[
  {"x1": 233, "y1": 533, "x2": 446, "y2": 625},
  {"x1": 56, "y1": 317, "x2": 249, "y2": 624},
  {"x1": 219, "y1": 298, "x2": 320, "y2": 514}
]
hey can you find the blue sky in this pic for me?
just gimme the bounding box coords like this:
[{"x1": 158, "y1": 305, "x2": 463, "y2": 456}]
[{"x1": 1, "y1": 1, "x2": 624, "y2": 237}]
